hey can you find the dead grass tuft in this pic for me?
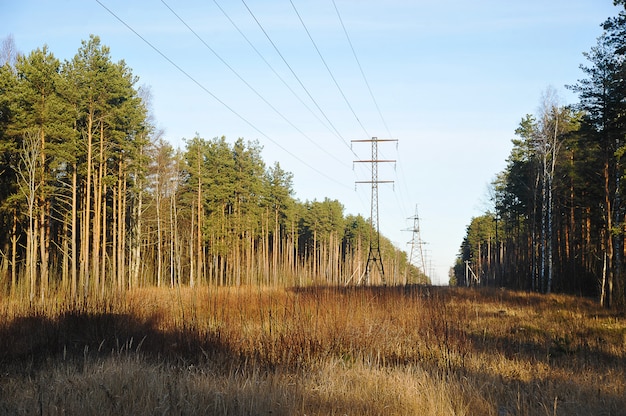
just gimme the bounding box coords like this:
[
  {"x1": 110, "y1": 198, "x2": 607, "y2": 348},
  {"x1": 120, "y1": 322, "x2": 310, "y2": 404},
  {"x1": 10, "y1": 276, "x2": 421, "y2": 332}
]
[{"x1": 0, "y1": 285, "x2": 624, "y2": 415}]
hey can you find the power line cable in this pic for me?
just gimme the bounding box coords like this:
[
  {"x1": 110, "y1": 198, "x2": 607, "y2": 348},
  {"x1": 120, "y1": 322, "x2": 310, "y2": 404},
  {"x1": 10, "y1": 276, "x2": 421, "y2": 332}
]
[
  {"x1": 289, "y1": 0, "x2": 370, "y2": 140},
  {"x1": 240, "y1": 0, "x2": 357, "y2": 156},
  {"x1": 332, "y1": 0, "x2": 393, "y2": 140},
  {"x1": 395, "y1": 147, "x2": 414, "y2": 218},
  {"x1": 94, "y1": 0, "x2": 350, "y2": 189},
  {"x1": 160, "y1": 0, "x2": 348, "y2": 168},
  {"x1": 331, "y1": 1, "x2": 413, "y2": 221},
  {"x1": 331, "y1": 0, "x2": 403, "y2": 203},
  {"x1": 212, "y1": 0, "x2": 345, "y2": 148}
]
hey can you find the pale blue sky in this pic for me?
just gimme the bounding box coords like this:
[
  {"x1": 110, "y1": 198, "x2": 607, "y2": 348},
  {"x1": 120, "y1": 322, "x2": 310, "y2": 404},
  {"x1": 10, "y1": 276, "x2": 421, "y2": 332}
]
[{"x1": 2, "y1": 0, "x2": 619, "y2": 284}]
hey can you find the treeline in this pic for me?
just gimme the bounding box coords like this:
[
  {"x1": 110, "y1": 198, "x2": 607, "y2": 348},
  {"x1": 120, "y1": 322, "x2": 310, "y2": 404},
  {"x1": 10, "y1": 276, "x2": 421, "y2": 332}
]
[
  {"x1": 0, "y1": 35, "x2": 427, "y2": 301},
  {"x1": 454, "y1": 2, "x2": 626, "y2": 308}
]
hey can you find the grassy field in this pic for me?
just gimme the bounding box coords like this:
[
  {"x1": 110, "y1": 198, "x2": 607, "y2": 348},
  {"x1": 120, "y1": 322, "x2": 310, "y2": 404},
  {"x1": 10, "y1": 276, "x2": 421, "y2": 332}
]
[{"x1": 0, "y1": 285, "x2": 624, "y2": 415}]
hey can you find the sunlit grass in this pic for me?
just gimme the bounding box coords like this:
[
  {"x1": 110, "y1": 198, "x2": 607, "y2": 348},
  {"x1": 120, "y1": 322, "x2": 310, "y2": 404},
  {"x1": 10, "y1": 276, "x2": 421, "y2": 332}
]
[{"x1": 0, "y1": 286, "x2": 624, "y2": 415}]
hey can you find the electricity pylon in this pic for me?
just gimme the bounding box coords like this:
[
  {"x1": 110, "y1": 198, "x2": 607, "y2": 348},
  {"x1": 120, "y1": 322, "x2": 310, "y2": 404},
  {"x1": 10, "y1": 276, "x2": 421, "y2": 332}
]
[
  {"x1": 352, "y1": 137, "x2": 397, "y2": 285},
  {"x1": 404, "y1": 205, "x2": 427, "y2": 284}
]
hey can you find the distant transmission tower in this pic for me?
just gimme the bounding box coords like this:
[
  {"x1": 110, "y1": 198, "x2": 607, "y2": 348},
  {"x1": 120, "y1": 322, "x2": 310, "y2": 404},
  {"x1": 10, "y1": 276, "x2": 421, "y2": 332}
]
[
  {"x1": 352, "y1": 137, "x2": 397, "y2": 285},
  {"x1": 404, "y1": 205, "x2": 427, "y2": 284}
]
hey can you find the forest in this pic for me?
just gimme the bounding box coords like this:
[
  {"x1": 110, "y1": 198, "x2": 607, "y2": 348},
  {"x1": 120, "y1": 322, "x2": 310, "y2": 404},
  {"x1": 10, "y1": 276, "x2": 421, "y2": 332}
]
[
  {"x1": 454, "y1": 2, "x2": 626, "y2": 308},
  {"x1": 2, "y1": 4, "x2": 626, "y2": 415},
  {"x1": 0, "y1": 34, "x2": 427, "y2": 302}
]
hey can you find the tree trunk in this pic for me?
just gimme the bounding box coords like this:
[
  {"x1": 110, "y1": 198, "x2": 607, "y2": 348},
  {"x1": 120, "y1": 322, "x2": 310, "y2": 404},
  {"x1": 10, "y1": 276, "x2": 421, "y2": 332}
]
[
  {"x1": 189, "y1": 200, "x2": 195, "y2": 287},
  {"x1": 156, "y1": 179, "x2": 163, "y2": 287},
  {"x1": 91, "y1": 120, "x2": 105, "y2": 297},
  {"x1": 26, "y1": 216, "x2": 36, "y2": 303},
  {"x1": 38, "y1": 197, "x2": 49, "y2": 301},
  {"x1": 194, "y1": 146, "x2": 202, "y2": 288},
  {"x1": 130, "y1": 164, "x2": 142, "y2": 288},
  {"x1": 113, "y1": 183, "x2": 119, "y2": 291},
  {"x1": 10, "y1": 209, "x2": 18, "y2": 297},
  {"x1": 602, "y1": 157, "x2": 614, "y2": 307},
  {"x1": 71, "y1": 165, "x2": 78, "y2": 300},
  {"x1": 81, "y1": 112, "x2": 94, "y2": 298},
  {"x1": 272, "y1": 208, "x2": 277, "y2": 285},
  {"x1": 119, "y1": 169, "x2": 127, "y2": 290},
  {"x1": 38, "y1": 124, "x2": 49, "y2": 302},
  {"x1": 540, "y1": 148, "x2": 548, "y2": 293},
  {"x1": 62, "y1": 215, "x2": 69, "y2": 293},
  {"x1": 100, "y1": 182, "x2": 107, "y2": 296},
  {"x1": 19, "y1": 131, "x2": 41, "y2": 303}
]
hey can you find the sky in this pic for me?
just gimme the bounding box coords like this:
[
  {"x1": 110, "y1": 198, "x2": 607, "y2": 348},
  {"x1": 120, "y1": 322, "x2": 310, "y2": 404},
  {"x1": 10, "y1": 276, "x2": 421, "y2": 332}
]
[{"x1": 2, "y1": 0, "x2": 620, "y2": 285}]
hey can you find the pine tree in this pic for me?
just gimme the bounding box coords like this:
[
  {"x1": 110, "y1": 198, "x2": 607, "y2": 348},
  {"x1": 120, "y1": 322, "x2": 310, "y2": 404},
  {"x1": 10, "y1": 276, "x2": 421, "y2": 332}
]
[
  {"x1": 569, "y1": 32, "x2": 625, "y2": 306},
  {"x1": 13, "y1": 46, "x2": 74, "y2": 299}
]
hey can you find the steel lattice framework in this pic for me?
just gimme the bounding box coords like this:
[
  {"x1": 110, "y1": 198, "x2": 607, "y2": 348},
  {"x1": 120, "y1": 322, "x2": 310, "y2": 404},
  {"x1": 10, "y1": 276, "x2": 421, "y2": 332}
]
[
  {"x1": 404, "y1": 205, "x2": 427, "y2": 283},
  {"x1": 352, "y1": 137, "x2": 397, "y2": 285}
]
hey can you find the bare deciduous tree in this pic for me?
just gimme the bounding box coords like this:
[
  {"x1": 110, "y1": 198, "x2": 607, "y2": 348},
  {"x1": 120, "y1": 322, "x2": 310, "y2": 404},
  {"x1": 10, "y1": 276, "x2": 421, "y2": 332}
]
[
  {"x1": 0, "y1": 34, "x2": 19, "y2": 68},
  {"x1": 17, "y1": 130, "x2": 41, "y2": 302}
]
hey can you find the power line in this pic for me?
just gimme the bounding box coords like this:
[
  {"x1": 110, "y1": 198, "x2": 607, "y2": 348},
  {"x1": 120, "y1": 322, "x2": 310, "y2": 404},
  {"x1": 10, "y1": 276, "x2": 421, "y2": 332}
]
[
  {"x1": 330, "y1": 1, "x2": 414, "y2": 223},
  {"x1": 98, "y1": 0, "x2": 416, "y2": 264},
  {"x1": 394, "y1": 145, "x2": 414, "y2": 219},
  {"x1": 290, "y1": 0, "x2": 370, "y2": 139},
  {"x1": 332, "y1": 0, "x2": 393, "y2": 140},
  {"x1": 94, "y1": 0, "x2": 350, "y2": 189},
  {"x1": 212, "y1": 0, "x2": 347, "y2": 150},
  {"x1": 240, "y1": 0, "x2": 357, "y2": 156},
  {"x1": 160, "y1": 0, "x2": 349, "y2": 168},
  {"x1": 215, "y1": 0, "x2": 400, "y2": 223}
]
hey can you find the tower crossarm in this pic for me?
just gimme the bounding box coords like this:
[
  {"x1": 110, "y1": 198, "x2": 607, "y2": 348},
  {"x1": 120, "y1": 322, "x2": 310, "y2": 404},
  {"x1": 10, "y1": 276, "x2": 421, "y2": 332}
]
[{"x1": 351, "y1": 137, "x2": 397, "y2": 285}]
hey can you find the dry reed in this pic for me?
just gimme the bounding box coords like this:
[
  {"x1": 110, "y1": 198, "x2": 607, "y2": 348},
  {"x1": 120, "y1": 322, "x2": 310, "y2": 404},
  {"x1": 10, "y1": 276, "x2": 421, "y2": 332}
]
[{"x1": 0, "y1": 285, "x2": 624, "y2": 415}]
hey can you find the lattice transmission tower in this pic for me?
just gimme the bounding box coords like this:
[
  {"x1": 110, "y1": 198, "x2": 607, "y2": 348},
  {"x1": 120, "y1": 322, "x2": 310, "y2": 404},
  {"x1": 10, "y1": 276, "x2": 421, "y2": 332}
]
[
  {"x1": 352, "y1": 137, "x2": 397, "y2": 285},
  {"x1": 404, "y1": 205, "x2": 427, "y2": 284}
]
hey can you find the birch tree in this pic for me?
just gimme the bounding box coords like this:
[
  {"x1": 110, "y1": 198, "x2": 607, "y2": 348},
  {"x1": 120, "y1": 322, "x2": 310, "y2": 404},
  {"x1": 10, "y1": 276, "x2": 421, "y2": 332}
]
[
  {"x1": 16, "y1": 130, "x2": 41, "y2": 302},
  {"x1": 14, "y1": 46, "x2": 74, "y2": 299},
  {"x1": 536, "y1": 89, "x2": 576, "y2": 293}
]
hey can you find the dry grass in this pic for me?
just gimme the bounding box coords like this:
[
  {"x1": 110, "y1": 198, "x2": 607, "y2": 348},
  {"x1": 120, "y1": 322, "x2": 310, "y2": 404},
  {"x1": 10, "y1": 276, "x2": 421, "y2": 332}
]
[{"x1": 0, "y1": 285, "x2": 624, "y2": 415}]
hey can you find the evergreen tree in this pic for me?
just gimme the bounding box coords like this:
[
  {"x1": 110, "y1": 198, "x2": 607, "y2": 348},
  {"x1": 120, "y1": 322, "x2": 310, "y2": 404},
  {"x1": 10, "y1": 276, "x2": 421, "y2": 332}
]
[
  {"x1": 13, "y1": 46, "x2": 74, "y2": 299},
  {"x1": 569, "y1": 26, "x2": 626, "y2": 306}
]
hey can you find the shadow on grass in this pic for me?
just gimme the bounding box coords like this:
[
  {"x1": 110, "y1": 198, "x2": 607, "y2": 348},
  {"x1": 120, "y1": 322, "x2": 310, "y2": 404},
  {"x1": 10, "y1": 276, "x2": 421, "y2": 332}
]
[
  {"x1": 0, "y1": 287, "x2": 624, "y2": 415},
  {"x1": 0, "y1": 311, "x2": 233, "y2": 371},
  {"x1": 464, "y1": 324, "x2": 625, "y2": 370}
]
